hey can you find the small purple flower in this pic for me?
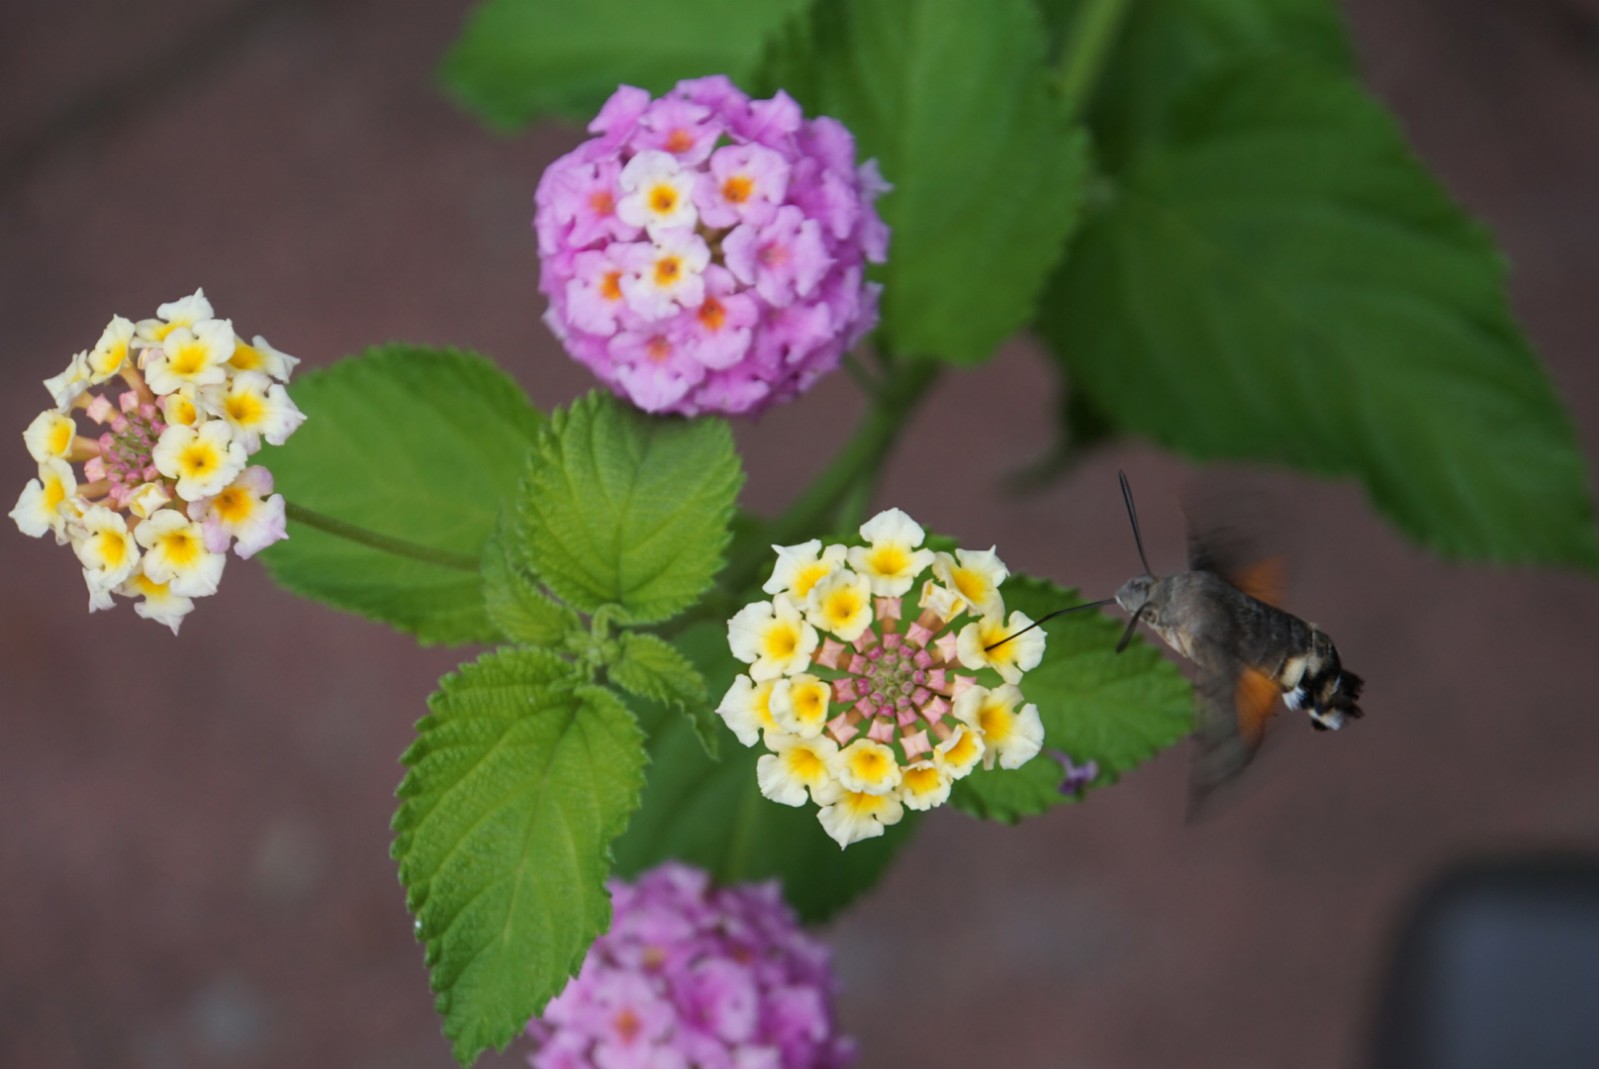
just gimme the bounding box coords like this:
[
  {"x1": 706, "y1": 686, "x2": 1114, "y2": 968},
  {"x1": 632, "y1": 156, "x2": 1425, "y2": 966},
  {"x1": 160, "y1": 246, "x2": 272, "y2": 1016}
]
[
  {"x1": 526, "y1": 863, "x2": 855, "y2": 1069},
  {"x1": 1051, "y1": 749, "x2": 1099, "y2": 796},
  {"x1": 535, "y1": 80, "x2": 889, "y2": 418}
]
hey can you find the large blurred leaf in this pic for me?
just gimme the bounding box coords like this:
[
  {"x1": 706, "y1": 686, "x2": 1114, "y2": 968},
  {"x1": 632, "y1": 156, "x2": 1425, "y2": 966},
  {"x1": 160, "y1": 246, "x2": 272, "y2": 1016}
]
[
  {"x1": 442, "y1": 0, "x2": 808, "y2": 129},
  {"x1": 261, "y1": 346, "x2": 541, "y2": 644},
  {"x1": 1040, "y1": 62, "x2": 1599, "y2": 569},
  {"x1": 612, "y1": 622, "x2": 916, "y2": 922},
  {"x1": 512, "y1": 391, "x2": 743, "y2": 624},
  {"x1": 762, "y1": 0, "x2": 1088, "y2": 364},
  {"x1": 951, "y1": 576, "x2": 1193, "y2": 821},
  {"x1": 394, "y1": 649, "x2": 644, "y2": 1065},
  {"x1": 1046, "y1": 0, "x2": 1353, "y2": 169}
]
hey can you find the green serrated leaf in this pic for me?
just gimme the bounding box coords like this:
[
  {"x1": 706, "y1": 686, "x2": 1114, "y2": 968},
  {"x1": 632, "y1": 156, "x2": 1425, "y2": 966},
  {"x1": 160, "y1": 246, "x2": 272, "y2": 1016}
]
[
  {"x1": 481, "y1": 514, "x2": 580, "y2": 646},
  {"x1": 760, "y1": 0, "x2": 1088, "y2": 364},
  {"x1": 515, "y1": 391, "x2": 744, "y2": 623},
  {"x1": 1066, "y1": 0, "x2": 1354, "y2": 170},
  {"x1": 441, "y1": 0, "x2": 808, "y2": 129},
  {"x1": 950, "y1": 576, "x2": 1192, "y2": 822},
  {"x1": 613, "y1": 622, "x2": 915, "y2": 922},
  {"x1": 259, "y1": 345, "x2": 542, "y2": 644},
  {"x1": 394, "y1": 649, "x2": 645, "y2": 1065},
  {"x1": 1041, "y1": 61, "x2": 1599, "y2": 569},
  {"x1": 609, "y1": 631, "x2": 719, "y2": 759}
]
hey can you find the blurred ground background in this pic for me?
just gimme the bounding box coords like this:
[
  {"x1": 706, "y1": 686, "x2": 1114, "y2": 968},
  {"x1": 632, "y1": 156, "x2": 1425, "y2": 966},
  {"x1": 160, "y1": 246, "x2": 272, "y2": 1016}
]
[{"x1": 4, "y1": 1, "x2": 1599, "y2": 1066}]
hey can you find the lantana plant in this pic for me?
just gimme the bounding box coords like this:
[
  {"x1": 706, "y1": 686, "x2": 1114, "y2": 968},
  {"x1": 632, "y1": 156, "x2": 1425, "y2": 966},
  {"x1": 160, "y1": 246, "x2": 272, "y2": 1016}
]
[{"x1": 20, "y1": 0, "x2": 1599, "y2": 1066}]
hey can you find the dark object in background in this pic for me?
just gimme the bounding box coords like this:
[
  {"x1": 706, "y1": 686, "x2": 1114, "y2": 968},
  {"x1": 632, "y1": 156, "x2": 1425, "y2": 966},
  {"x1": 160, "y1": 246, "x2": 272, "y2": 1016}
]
[{"x1": 1371, "y1": 856, "x2": 1599, "y2": 1069}]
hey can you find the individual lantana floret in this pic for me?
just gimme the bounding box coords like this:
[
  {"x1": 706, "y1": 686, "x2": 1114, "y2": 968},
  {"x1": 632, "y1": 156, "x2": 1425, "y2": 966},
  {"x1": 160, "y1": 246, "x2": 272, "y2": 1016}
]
[
  {"x1": 10, "y1": 290, "x2": 306, "y2": 632},
  {"x1": 721, "y1": 508, "x2": 1049, "y2": 848},
  {"x1": 534, "y1": 78, "x2": 889, "y2": 417},
  {"x1": 525, "y1": 862, "x2": 855, "y2": 1069}
]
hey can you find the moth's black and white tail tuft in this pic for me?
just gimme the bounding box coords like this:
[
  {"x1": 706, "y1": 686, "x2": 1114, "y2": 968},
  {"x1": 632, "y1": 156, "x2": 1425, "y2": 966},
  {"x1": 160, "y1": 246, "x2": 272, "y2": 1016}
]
[{"x1": 1288, "y1": 640, "x2": 1363, "y2": 732}]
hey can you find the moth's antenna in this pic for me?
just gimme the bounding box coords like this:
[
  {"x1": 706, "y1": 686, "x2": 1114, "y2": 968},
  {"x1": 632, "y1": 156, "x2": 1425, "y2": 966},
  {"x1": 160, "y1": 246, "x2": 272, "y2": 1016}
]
[
  {"x1": 1114, "y1": 605, "x2": 1146, "y2": 654},
  {"x1": 984, "y1": 598, "x2": 1115, "y2": 651},
  {"x1": 1120, "y1": 469, "x2": 1152, "y2": 576}
]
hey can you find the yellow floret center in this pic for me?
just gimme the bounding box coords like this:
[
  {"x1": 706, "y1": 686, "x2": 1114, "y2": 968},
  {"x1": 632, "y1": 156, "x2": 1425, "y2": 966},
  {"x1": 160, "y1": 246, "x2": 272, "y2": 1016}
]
[
  {"x1": 792, "y1": 562, "x2": 831, "y2": 599},
  {"x1": 978, "y1": 700, "x2": 1015, "y2": 745},
  {"x1": 43, "y1": 476, "x2": 67, "y2": 511},
  {"x1": 868, "y1": 544, "x2": 911, "y2": 577},
  {"x1": 722, "y1": 174, "x2": 754, "y2": 204},
  {"x1": 92, "y1": 341, "x2": 127, "y2": 377},
  {"x1": 785, "y1": 745, "x2": 826, "y2": 781},
  {"x1": 822, "y1": 587, "x2": 863, "y2": 629},
  {"x1": 46, "y1": 421, "x2": 74, "y2": 456},
  {"x1": 754, "y1": 683, "x2": 777, "y2": 731},
  {"x1": 167, "y1": 396, "x2": 198, "y2": 426},
  {"x1": 169, "y1": 340, "x2": 208, "y2": 377},
  {"x1": 156, "y1": 527, "x2": 204, "y2": 567},
  {"x1": 979, "y1": 620, "x2": 1015, "y2": 665},
  {"x1": 95, "y1": 531, "x2": 128, "y2": 568},
  {"x1": 840, "y1": 789, "x2": 891, "y2": 818},
  {"x1": 762, "y1": 623, "x2": 799, "y2": 660},
  {"x1": 212, "y1": 486, "x2": 255, "y2": 525},
  {"x1": 903, "y1": 765, "x2": 942, "y2": 796},
  {"x1": 944, "y1": 729, "x2": 979, "y2": 767},
  {"x1": 128, "y1": 573, "x2": 168, "y2": 598},
  {"x1": 179, "y1": 441, "x2": 219, "y2": 478},
  {"x1": 229, "y1": 342, "x2": 263, "y2": 371},
  {"x1": 848, "y1": 746, "x2": 892, "y2": 783},
  {"x1": 792, "y1": 682, "x2": 829, "y2": 727},
  {"x1": 225, "y1": 391, "x2": 265, "y2": 427},
  {"x1": 952, "y1": 567, "x2": 989, "y2": 603}
]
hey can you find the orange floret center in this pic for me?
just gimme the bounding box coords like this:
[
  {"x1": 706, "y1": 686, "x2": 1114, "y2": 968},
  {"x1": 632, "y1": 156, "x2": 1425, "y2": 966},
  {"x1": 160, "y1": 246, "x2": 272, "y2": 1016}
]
[{"x1": 697, "y1": 296, "x2": 726, "y2": 331}]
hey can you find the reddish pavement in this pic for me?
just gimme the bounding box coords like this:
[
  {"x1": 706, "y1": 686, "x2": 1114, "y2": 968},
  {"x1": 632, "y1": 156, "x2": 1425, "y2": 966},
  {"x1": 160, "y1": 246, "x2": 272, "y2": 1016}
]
[{"x1": 4, "y1": 1, "x2": 1599, "y2": 1066}]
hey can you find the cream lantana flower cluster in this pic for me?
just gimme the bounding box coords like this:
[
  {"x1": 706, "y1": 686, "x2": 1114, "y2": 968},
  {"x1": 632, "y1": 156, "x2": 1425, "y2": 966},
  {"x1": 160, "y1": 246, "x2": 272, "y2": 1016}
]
[
  {"x1": 722, "y1": 509, "x2": 1049, "y2": 848},
  {"x1": 10, "y1": 290, "x2": 306, "y2": 632}
]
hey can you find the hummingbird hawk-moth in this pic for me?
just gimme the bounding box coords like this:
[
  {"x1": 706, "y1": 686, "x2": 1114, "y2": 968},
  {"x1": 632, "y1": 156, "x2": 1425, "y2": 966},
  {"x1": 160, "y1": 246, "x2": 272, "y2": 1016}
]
[{"x1": 995, "y1": 472, "x2": 1364, "y2": 811}]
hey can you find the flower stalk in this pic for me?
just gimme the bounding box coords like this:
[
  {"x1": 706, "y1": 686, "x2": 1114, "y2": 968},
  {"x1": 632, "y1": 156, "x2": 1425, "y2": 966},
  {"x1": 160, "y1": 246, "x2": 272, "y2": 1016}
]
[{"x1": 283, "y1": 502, "x2": 480, "y2": 572}]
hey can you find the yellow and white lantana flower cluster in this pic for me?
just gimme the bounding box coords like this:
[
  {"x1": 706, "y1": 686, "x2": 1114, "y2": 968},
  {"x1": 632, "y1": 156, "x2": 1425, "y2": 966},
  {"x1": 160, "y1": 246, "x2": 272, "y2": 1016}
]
[
  {"x1": 722, "y1": 509, "x2": 1048, "y2": 848},
  {"x1": 10, "y1": 290, "x2": 305, "y2": 632}
]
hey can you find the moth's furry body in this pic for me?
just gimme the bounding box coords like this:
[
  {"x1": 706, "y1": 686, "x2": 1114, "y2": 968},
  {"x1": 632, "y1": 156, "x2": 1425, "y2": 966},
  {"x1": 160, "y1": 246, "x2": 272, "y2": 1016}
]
[
  {"x1": 1098, "y1": 472, "x2": 1366, "y2": 812},
  {"x1": 995, "y1": 472, "x2": 1367, "y2": 812},
  {"x1": 1115, "y1": 571, "x2": 1363, "y2": 734}
]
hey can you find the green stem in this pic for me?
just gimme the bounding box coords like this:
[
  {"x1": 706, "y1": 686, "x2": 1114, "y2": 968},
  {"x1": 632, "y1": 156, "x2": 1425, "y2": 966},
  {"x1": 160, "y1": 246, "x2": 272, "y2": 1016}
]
[
  {"x1": 719, "y1": 795, "x2": 761, "y2": 885},
  {"x1": 1053, "y1": 0, "x2": 1131, "y2": 123},
  {"x1": 720, "y1": 360, "x2": 941, "y2": 600},
  {"x1": 766, "y1": 360, "x2": 938, "y2": 539},
  {"x1": 284, "y1": 501, "x2": 480, "y2": 572}
]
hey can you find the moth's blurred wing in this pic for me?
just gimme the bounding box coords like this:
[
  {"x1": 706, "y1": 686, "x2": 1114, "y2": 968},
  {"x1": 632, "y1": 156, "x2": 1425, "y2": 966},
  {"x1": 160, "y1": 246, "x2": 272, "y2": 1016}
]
[
  {"x1": 1187, "y1": 664, "x2": 1281, "y2": 818},
  {"x1": 1184, "y1": 484, "x2": 1288, "y2": 608}
]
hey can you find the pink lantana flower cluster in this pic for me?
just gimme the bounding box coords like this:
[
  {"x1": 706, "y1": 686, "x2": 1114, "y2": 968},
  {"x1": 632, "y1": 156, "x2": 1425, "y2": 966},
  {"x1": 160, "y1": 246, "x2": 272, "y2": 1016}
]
[
  {"x1": 526, "y1": 862, "x2": 854, "y2": 1069},
  {"x1": 10, "y1": 290, "x2": 305, "y2": 632},
  {"x1": 535, "y1": 77, "x2": 889, "y2": 417},
  {"x1": 722, "y1": 509, "x2": 1049, "y2": 848}
]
